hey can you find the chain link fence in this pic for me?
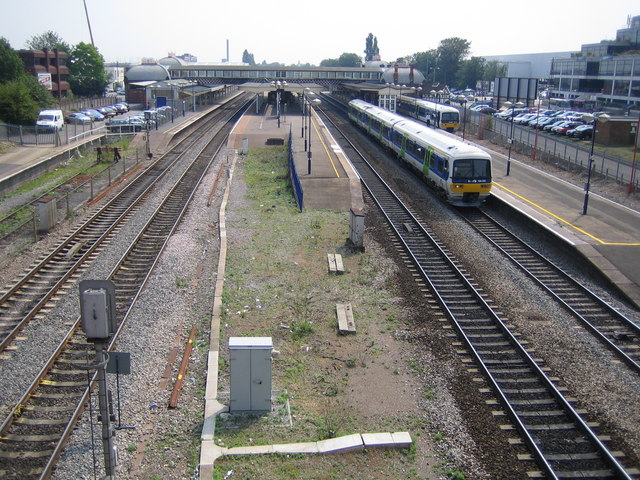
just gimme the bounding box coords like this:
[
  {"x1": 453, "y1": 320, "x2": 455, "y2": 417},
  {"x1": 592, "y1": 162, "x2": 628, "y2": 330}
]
[{"x1": 464, "y1": 110, "x2": 638, "y2": 191}]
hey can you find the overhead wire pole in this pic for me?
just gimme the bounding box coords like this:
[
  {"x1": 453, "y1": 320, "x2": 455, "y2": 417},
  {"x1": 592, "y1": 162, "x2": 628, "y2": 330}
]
[{"x1": 83, "y1": 0, "x2": 95, "y2": 48}]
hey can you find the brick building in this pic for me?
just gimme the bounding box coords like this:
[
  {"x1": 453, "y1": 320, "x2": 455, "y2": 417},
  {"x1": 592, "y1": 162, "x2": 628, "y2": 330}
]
[{"x1": 18, "y1": 48, "x2": 70, "y2": 99}]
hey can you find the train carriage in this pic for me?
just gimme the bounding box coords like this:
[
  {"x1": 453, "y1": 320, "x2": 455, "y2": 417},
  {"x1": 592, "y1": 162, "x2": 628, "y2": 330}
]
[
  {"x1": 398, "y1": 95, "x2": 461, "y2": 132},
  {"x1": 348, "y1": 99, "x2": 492, "y2": 206}
]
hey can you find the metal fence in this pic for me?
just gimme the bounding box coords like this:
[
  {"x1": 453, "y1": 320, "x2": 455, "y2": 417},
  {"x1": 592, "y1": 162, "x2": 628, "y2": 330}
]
[
  {"x1": 465, "y1": 110, "x2": 638, "y2": 191},
  {"x1": 0, "y1": 122, "x2": 107, "y2": 146},
  {"x1": 0, "y1": 145, "x2": 146, "y2": 251}
]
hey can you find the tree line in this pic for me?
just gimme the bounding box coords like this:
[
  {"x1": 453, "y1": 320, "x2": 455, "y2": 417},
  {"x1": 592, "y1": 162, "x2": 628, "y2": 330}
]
[
  {"x1": 0, "y1": 31, "x2": 108, "y2": 125},
  {"x1": 319, "y1": 34, "x2": 506, "y2": 89}
]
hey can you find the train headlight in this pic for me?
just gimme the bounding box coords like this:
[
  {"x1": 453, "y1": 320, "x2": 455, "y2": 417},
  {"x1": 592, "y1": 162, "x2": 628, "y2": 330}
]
[{"x1": 450, "y1": 184, "x2": 465, "y2": 191}]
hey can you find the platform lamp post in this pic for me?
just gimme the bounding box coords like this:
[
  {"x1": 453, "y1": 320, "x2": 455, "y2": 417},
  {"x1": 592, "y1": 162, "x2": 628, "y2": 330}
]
[
  {"x1": 582, "y1": 112, "x2": 610, "y2": 215},
  {"x1": 457, "y1": 95, "x2": 467, "y2": 141},
  {"x1": 503, "y1": 100, "x2": 525, "y2": 176},
  {"x1": 412, "y1": 86, "x2": 422, "y2": 117},
  {"x1": 628, "y1": 109, "x2": 640, "y2": 194}
]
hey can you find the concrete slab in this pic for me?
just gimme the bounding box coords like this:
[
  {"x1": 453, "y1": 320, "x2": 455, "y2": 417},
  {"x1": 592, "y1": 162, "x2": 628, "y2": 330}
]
[
  {"x1": 391, "y1": 431, "x2": 413, "y2": 447},
  {"x1": 226, "y1": 445, "x2": 274, "y2": 455},
  {"x1": 272, "y1": 442, "x2": 319, "y2": 454},
  {"x1": 316, "y1": 433, "x2": 364, "y2": 453},
  {"x1": 361, "y1": 432, "x2": 394, "y2": 447}
]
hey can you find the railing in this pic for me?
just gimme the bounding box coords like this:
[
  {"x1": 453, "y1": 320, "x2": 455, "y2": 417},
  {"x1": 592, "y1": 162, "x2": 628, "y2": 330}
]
[
  {"x1": 0, "y1": 145, "x2": 146, "y2": 249},
  {"x1": 288, "y1": 131, "x2": 304, "y2": 210},
  {"x1": 0, "y1": 122, "x2": 106, "y2": 146},
  {"x1": 466, "y1": 110, "x2": 639, "y2": 190}
]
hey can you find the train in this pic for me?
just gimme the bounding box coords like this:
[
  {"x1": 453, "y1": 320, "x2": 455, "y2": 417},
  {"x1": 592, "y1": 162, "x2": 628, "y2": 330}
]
[
  {"x1": 397, "y1": 95, "x2": 461, "y2": 132},
  {"x1": 348, "y1": 99, "x2": 492, "y2": 207}
]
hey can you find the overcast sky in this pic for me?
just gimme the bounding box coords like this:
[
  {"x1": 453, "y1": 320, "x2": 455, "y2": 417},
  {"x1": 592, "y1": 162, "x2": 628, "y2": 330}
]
[{"x1": 3, "y1": 1, "x2": 639, "y2": 66}]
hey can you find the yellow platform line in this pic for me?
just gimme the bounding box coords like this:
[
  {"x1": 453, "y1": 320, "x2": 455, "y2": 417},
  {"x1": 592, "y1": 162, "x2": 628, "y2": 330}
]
[
  {"x1": 310, "y1": 116, "x2": 340, "y2": 178},
  {"x1": 494, "y1": 182, "x2": 640, "y2": 246}
]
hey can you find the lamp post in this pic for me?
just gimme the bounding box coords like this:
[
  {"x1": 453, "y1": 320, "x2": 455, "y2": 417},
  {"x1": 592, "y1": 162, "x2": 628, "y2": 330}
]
[
  {"x1": 503, "y1": 100, "x2": 524, "y2": 176},
  {"x1": 582, "y1": 112, "x2": 610, "y2": 215},
  {"x1": 629, "y1": 109, "x2": 640, "y2": 193},
  {"x1": 412, "y1": 86, "x2": 422, "y2": 117},
  {"x1": 457, "y1": 95, "x2": 467, "y2": 141}
]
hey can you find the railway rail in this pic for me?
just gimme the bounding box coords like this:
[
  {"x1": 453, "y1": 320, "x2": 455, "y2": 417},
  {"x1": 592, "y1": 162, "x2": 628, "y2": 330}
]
[
  {"x1": 0, "y1": 94, "x2": 246, "y2": 357},
  {"x1": 317, "y1": 100, "x2": 637, "y2": 479},
  {"x1": 0, "y1": 96, "x2": 251, "y2": 479},
  {"x1": 460, "y1": 208, "x2": 640, "y2": 373}
]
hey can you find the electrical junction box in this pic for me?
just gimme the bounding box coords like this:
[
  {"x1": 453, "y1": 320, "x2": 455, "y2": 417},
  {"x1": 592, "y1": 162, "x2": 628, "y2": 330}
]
[
  {"x1": 80, "y1": 289, "x2": 110, "y2": 339},
  {"x1": 229, "y1": 337, "x2": 272, "y2": 411},
  {"x1": 79, "y1": 280, "x2": 117, "y2": 340}
]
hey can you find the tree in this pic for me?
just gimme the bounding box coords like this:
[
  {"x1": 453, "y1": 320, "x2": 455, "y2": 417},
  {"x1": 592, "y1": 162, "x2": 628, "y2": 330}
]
[
  {"x1": 338, "y1": 53, "x2": 361, "y2": 67},
  {"x1": 242, "y1": 49, "x2": 256, "y2": 65},
  {"x1": 0, "y1": 38, "x2": 25, "y2": 83},
  {"x1": 409, "y1": 50, "x2": 439, "y2": 83},
  {"x1": 68, "y1": 42, "x2": 108, "y2": 96},
  {"x1": 483, "y1": 60, "x2": 508, "y2": 81},
  {"x1": 320, "y1": 53, "x2": 362, "y2": 68},
  {"x1": 364, "y1": 33, "x2": 379, "y2": 61},
  {"x1": 320, "y1": 58, "x2": 340, "y2": 67},
  {"x1": 0, "y1": 80, "x2": 41, "y2": 125},
  {"x1": 25, "y1": 30, "x2": 70, "y2": 53},
  {"x1": 437, "y1": 37, "x2": 471, "y2": 86},
  {"x1": 0, "y1": 38, "x2": 54, "y2": 124},
  {"x1": 457, "y1": 56, "x2": 485, "y2": 89}
]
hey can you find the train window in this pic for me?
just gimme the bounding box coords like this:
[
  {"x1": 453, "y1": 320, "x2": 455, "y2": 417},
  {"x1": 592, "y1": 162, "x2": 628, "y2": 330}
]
[{"x1": 452, "y1": 159, "x2": 491, "y2": 180}]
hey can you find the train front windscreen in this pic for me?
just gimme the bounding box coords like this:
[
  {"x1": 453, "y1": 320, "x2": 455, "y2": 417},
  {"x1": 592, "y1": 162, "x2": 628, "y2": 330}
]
[{"x1": 451, "y1": 158, "x2": 491, "y2": 182}]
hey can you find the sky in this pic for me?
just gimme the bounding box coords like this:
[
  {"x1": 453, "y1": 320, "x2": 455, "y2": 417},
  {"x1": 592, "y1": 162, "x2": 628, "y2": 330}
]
[{"x1": 2, "y1": 1, "x2": 639, "y2": 66}]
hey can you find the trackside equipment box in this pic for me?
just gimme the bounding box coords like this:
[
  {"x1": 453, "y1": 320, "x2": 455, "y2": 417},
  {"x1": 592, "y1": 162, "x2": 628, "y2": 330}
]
[{"x1": 229, "y1": 337, "x2": 272, "y2": 411}]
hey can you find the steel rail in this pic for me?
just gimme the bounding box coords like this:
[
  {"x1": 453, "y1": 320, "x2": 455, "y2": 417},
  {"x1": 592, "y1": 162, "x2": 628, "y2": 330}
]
[{"x1": 317, "y1": 103, "x2": 634, "y2": 479}]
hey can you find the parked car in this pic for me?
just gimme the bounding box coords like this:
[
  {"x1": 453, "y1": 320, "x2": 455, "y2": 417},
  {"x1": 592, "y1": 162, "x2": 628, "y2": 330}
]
[
  {"x1": 106, "y1": 117, "x2": 143, "y2": 133},
  {"x1": 567, "y1": 124, "x2": 593, "y2": 139},
  {"x1": 97, "y1": 106, "x2": 117, "y2": 118},
  {"x1": 66, "y1": 112, "x2": 92, "y2": 125},
  {"x1": 36, "y1": 109, "x2": 64, "y2": 132},
  {"x1": 543, "y1": 120, "x2": 567, "y2": 132},
  {"x1": 111, "y1": 103, "x2": 129, "y2": 114},
  {"x1": 476, "y1": 105, "x2": 496, "y2": 114},
  {"x1": 553, "y1": 121, "x2": 582, "y2": 135},
  {"x1": 81, "y1": 109, "x2": 105, "y2": 122},
  {"x1": 514, "y1": 113, "x2": 538, "y2": 125}
]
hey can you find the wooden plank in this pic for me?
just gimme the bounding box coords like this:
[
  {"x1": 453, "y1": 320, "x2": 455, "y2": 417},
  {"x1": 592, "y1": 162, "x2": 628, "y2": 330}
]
[
  {"x1": 334, "y1": 254, "x2": 344, "y2": 274},
  {"x1": 327, "y1": 254, "x2": 337, "y2": 273},
  {"x1": 336, "y1": 303, "x2": 356, "y2": 334}
]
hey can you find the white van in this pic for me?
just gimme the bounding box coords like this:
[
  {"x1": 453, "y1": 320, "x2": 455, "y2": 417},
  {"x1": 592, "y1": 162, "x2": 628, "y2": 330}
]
[{"x1": 36, "y1": 109, "x2": 64, "y2": 132}]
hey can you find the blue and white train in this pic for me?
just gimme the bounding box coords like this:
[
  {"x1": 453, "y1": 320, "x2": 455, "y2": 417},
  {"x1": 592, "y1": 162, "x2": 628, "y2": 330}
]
[
  {"x1": 348, "y1": 99, "x2": 492, "y2": 207},
  {"x1": 397, "y1": 95, "x2": 461, "y2": 132}
]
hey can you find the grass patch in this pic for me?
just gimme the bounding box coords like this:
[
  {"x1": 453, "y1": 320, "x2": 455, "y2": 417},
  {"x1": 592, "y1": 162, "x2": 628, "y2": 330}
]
[{"x1": 215, "y1": 144, "x2": 425, "y2": 477}]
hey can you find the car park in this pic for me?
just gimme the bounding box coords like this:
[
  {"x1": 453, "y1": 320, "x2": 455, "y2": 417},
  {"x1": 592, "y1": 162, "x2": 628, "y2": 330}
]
[{"x1": 66, "y1": 112, "x2": 92, "y2": 125}]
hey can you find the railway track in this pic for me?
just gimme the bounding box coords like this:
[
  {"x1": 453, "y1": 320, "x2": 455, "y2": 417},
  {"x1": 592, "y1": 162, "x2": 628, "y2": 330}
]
[
  {"x1": 317, "y1": 101, "x2": 637, "y2": 479},
  {"x1": 0, "y1": 94, "x2": 246, "y2": 357},
  {"x1": 0, "y1": 97, "x2": 250, "y2": 479},
  {"x1": 460, "y1": 208, "x2": 640, "y2": 373}
]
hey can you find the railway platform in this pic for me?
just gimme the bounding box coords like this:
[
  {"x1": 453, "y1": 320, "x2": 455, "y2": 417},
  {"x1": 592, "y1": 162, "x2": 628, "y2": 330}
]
[
  {"x1": 227, "y1": 101, "x2": 364, "y2": 212},
  {"x1": 488, "y1": 151, "x2": 640, "y2": 309}
]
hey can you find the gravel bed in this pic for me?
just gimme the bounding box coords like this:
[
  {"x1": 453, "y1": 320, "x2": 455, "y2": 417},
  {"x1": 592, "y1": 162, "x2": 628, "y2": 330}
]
[{"x1": 363, "y1": 131, "x2": 640, "y2": 471}]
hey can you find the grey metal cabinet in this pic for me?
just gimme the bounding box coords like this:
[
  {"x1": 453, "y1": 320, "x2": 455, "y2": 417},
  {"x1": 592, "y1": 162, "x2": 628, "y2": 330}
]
[{"x1": 229, "y1": 337, "x2": 272, "y2": 411}]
